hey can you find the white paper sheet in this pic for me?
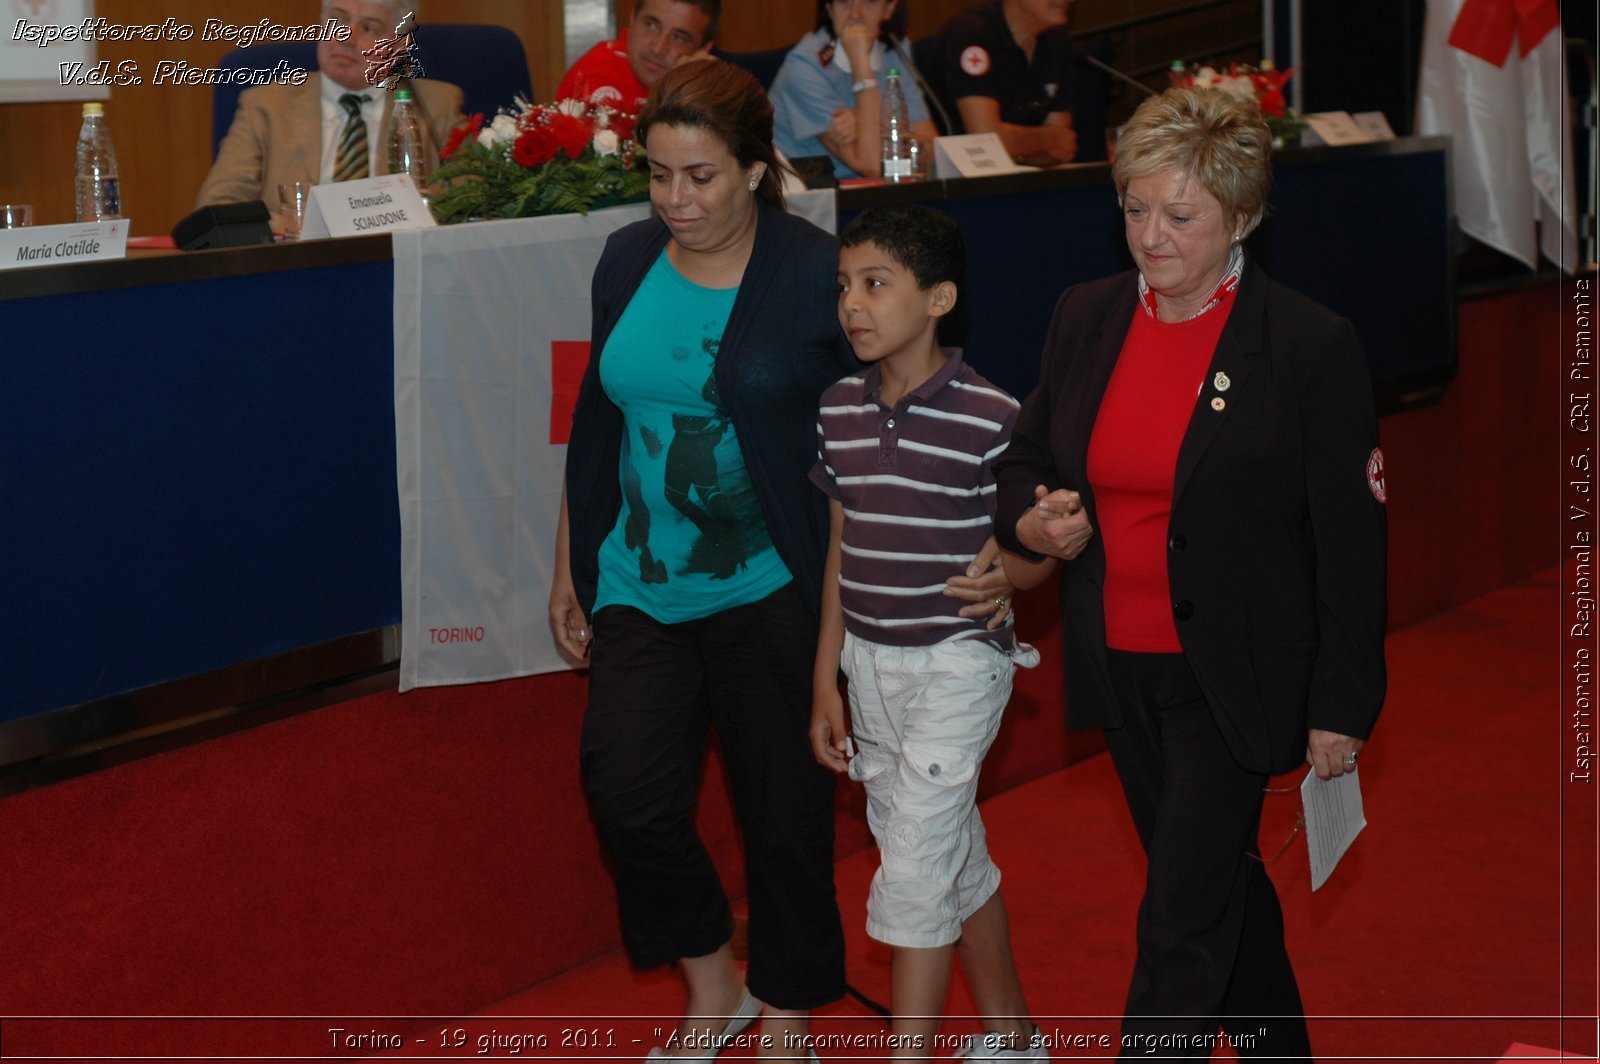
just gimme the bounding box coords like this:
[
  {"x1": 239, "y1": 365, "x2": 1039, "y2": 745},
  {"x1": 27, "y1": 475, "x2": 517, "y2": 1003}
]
[{"x1": 1300, "y1": 767, "x2": 1366, "y2": 891}]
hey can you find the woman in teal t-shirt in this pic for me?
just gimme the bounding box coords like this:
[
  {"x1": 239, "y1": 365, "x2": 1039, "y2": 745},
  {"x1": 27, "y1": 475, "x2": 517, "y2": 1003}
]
[{"x1": 551, "y1": 60, "x2": 1011, "y2": 1059}]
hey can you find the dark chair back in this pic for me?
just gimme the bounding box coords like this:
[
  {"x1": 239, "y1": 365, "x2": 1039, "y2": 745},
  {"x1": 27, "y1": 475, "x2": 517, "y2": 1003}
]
[
  {"x1": 1069, "y1": 37, "x2": 1114, "y2": 163},
  {"x1": 909, "y1": 35, "x2": 957, "y2": 135},
  {"x1": 411, "y1": 23, "x2": 534, "y2": 118},
  {"x1": 212, "y1": 42, "x2": 316, "y2": 158},
  {"x1": 211, "y1": 24, "x2": 534, "y2": 158},
  {"x1": 715, "y1": 46, "x2": 793, "y2": 90}
]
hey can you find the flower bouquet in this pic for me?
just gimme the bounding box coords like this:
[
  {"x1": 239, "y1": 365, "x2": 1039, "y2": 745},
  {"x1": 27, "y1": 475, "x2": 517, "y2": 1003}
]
[
  {"x1": 1169, "y1": 61, "x2": 1306, "y2": 146},
  {"x1": 431, "y1": 97, "x2": 649, "y2": 224}
]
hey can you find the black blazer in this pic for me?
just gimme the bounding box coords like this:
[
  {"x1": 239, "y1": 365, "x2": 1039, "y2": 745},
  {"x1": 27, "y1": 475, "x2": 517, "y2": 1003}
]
[
  {"x1": 994, "y1": 260, "x2": 1387, "y2": 774},
  {"x1": 564, "y1": 200, "x2": 859, "y2": 620}
]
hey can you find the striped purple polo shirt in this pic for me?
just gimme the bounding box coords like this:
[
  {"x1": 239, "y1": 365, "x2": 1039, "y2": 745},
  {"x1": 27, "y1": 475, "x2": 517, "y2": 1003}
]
[{"x1": 811, "y1": 349, "x2": 1020, "y2": 649}]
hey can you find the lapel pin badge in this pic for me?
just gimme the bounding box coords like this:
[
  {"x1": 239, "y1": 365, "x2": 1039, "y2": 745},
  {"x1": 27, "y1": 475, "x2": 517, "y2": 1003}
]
[
  {"x1": 1213, "y1": 371, "x2": 1231, "y2": 392},
  {"x1": 1211, "y1": 396, "x2": 1227, "y2": 412}
]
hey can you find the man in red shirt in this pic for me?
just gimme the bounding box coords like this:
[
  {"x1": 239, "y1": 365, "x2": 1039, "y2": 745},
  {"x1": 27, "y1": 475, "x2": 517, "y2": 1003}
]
[{"x1": 557, "y1": 0, "x2": 721, "y2": 114}]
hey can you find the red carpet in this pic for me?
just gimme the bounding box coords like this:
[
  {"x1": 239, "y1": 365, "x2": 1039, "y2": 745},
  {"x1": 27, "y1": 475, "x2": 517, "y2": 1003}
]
[
  {"x1": 468, "y1": 570, "x2": 1597, "y2": 1062},
  {"x1": 0, "y1": 282, "x2": 1566, "y2": 1052}
]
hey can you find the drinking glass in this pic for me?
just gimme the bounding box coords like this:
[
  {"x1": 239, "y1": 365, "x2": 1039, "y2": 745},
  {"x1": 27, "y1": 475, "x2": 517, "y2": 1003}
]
[
  {"x1": 1, "y1": 204, "x2": 33, "y2": 228},
  {"x1": 277, "y1": 182, "x2": 312, "y2": 240}
]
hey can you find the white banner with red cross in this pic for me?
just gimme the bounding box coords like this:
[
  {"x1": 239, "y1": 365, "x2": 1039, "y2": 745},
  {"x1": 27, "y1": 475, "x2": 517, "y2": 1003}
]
[
  {"x1": 1415, "y1": 0, "x2": 1577, "y2": 271},
  {"x1": 392, "y1": 205, "x2": 652, "y2": 690},
  {"x1": 393, "y1": 192, "x2": 837, "y2": 690}
]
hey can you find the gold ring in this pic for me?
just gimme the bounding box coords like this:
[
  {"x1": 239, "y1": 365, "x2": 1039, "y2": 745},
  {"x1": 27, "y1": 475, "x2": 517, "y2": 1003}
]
[{"x1": 994, "y1": 597, "x2": 1009, "y2": 608}]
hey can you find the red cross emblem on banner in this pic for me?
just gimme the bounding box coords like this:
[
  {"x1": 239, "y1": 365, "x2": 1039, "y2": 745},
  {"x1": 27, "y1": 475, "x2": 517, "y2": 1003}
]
[
  {"x1": 550, "y1": 341, "x2": 591, "y2": 445},
  {"x1": 1446, "y1": 0, "x2": 1560, "y2": 66}
]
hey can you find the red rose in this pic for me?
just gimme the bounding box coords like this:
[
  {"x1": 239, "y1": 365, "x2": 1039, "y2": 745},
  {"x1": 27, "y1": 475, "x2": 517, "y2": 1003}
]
[
  {"x1": 513, "y1": 126, "x2": 559, "y2": 167},
  {"x1": 1250, "y1": 68, "x2": 1293, "y2": 116},
  {"x1": 547, "y1": 113, "x2": 593, "y2": 159},
  {"x1": 441, "y1": 113, "x2": 484, "y2": 160},
  {"x1": 609, "y1": 111, "x2": 637, "y2": 143}
]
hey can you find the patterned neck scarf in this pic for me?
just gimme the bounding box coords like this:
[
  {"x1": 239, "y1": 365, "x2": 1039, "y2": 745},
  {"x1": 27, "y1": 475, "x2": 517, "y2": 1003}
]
[{"x1": 1137, "y1": 243, "x2": 1245, "y2": 321}]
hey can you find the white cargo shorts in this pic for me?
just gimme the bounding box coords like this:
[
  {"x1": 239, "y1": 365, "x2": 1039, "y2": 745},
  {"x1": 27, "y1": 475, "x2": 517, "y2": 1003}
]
[{"x1": 843, "y1": 632, "x2": 1040, "y2": 948}]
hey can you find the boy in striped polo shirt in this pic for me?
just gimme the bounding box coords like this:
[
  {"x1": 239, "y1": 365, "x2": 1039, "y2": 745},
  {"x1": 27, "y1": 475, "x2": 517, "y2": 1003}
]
[{"x1": 810, "y1": 206, "x2": 1048, "y2": 1059}]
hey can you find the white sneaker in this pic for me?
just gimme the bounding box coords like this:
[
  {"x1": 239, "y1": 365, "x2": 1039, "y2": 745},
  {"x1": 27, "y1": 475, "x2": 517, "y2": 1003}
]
[
  {"x1": 954, "y1": 1026, "x2": 1048, "y2": 1062},
  {"x1": 644, "y1": 991, "x2": 763, "y2": 1063}
]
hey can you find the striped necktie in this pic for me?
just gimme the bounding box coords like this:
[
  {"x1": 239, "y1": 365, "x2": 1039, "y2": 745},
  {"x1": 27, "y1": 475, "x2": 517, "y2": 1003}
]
[{"x1": 333, "y1": 93, "x2": 371, "y2": 182}]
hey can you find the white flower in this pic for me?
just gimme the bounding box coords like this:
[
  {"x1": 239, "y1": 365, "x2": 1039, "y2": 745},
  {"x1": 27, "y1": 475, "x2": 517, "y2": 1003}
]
[
  {"x1": 557, "y1": 98, "x2": 587, "y2": 117},
  {"x1": 488, "y1": 114, "x2": 520, "y2": 145},
  {"x1": 593, "y1": 129, "x2": 620, "y2": 157},
  {"x1": 477, "y1": 127, "x2": 498, "y2": 149}
]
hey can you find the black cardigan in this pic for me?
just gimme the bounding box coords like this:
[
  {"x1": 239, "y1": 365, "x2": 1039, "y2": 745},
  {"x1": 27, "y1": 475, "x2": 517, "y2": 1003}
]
[
  {"x1": 564, "y1": 201, "x2": 859, "y2": 620},
  {"x1": 993, "y1": 260, "x2": 1387, "y2": 774}
]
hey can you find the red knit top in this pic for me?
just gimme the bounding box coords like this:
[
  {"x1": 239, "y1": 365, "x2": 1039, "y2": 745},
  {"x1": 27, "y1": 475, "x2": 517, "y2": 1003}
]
[{"x1": 1087, "y1": 287, "x2": 1236, "y2": 651}]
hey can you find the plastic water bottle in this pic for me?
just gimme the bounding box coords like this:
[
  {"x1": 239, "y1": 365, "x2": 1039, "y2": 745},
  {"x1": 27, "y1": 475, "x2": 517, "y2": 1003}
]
[
  {"x1": 386, "y1": 88, "x2": 437, "y2": 202},
  {"x1": 74, "y1": 102, "x2": 121, "y2": 221},
  {"x1": 880, "y1": 68, "x2": 913, "y2": 182}
]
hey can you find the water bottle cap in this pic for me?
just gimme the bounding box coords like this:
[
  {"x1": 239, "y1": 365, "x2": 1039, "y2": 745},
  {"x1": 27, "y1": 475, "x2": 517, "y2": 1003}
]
[
  {"x1": 82, "y1": 102, "x2": 104, "y2": 117},
  {"x1": 394, "y1": 87, "x2": 414, "y2": 102}
]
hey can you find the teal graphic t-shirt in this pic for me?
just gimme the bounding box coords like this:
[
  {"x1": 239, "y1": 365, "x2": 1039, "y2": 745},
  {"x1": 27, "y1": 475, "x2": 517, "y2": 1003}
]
[{"x1": 593, "y1": 250, "x2": 792, "y2": 622}]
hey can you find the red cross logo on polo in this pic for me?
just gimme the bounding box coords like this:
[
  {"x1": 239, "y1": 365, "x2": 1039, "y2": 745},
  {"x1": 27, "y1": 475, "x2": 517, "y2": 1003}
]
[
  {"x1": 1366, "y1": 448, "x2": 1387, "y2": 504},
  {"x1": 960, "y1": 46, "x2": 991, "y2": 76}
]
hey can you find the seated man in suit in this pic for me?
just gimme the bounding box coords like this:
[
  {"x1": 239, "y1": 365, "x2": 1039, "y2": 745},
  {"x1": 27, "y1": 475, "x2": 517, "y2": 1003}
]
[
  {"x1": 197, "y1": 0, "x2": 464, "y2": 212},
  {"x1": 926, "y1": 0, "x2": 1078, "y2": 166},
  {"x1": 556, "y1": 0, "x2": 719, "y2": 114}
]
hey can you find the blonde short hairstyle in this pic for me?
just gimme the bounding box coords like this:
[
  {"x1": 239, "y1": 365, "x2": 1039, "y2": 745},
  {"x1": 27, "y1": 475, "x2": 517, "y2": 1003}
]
[{"x1": 1112, "y1": 86, "x2": 1273, "y2": 239}]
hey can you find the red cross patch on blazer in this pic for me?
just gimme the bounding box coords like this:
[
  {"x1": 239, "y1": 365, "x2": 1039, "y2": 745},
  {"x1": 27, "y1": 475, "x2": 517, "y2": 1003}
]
[{"x1": 1367, "y1": 448, "x2": 1387, "y2": 504}]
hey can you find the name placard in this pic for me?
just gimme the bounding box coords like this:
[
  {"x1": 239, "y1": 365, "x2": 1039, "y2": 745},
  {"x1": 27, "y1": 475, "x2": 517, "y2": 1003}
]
[
  {"x1": 933, "y1": 134, "x2": 1026, "y2": 180},
  {"x1": 0, "y1": 219, "x2": 130, "y2": 271},
  {"x1": 1299, "y1": 111, "x2": 1375, "y2": 148},
  {"x1": 300, "y1": 175, "x2": 436, "y2": 239},
  {"x1": 1351, "y1": 111, "x2": 1397, "y2": 141}
]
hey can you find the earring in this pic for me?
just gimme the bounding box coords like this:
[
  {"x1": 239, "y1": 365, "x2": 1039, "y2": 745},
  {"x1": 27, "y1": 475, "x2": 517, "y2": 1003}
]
[{"x1": 749, "y1": 179, "x2": 758, "y2": 190}]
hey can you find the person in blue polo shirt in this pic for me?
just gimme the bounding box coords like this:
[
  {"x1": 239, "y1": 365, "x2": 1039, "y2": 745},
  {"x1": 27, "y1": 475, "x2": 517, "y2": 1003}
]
[
  {"x1": 770, "y1": 0, "x2": 939, "y2": 178},
  {"x1": 811, "y1": 205, "x2": 1049, "y2": 1060}
]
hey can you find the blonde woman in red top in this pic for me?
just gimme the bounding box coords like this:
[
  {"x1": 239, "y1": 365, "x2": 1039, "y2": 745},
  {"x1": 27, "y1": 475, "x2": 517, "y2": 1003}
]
[{"x1": 994, "y1": 87, "x2": 1387, "y2": 1059}]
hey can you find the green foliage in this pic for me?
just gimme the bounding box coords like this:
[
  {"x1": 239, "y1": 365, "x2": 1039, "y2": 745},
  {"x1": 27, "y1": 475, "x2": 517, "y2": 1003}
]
[
  {"x1": 1265, "y1": 114, "x2": 1308, "y2": 147},
  {"x1": 432, "y1": 141, "x2": 650, "y2": 224}
]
